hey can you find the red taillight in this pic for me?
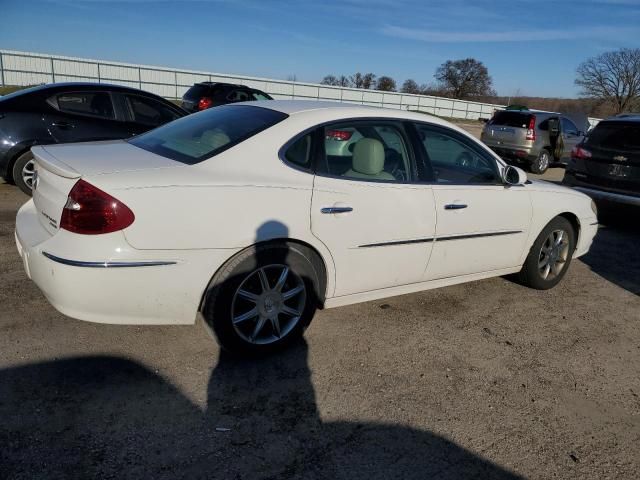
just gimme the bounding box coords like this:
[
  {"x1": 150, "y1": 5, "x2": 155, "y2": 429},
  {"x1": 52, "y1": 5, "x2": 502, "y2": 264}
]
[
  {"x1": 571, "y1": 146, "x2": 592, "y2": 159},
  {"x1": 60, "y1": 179, "x2": 135, "y2": 235},
  {"x1": 197, "y1": 97, "x2": 213, "y2": 110},
  {"x1": 526, "y1": 115, "x2": 536, "y2": 141},
  {"x1": 326, "y1": 129, "x2": 353, "y2": 141}
]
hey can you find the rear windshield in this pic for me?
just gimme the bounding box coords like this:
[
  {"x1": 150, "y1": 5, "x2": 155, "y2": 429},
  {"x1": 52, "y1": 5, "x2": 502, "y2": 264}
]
[
  {"x1": 129, "y1": 105, "x2": 288, "y2": 164},
  {"x1": 585, "y1": 121, "x2": 640, "y2": 151},
  {"x1": 489, "y1": 111, "x2": 533, "y2": 128},
  {"x1": 183, "y1": 84, "x2": 211, "y2": 100}
]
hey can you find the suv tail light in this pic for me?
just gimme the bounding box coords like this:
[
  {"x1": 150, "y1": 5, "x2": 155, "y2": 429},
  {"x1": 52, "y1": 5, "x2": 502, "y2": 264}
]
[
  {"x1": 326, "y1": 129, "x2": 353, "y2": 141},
  {"x1": 198, "y1": 97, "x2": 214, "y2": 110},
  {"x1": 526, "y1": 115, "x2": 536, "y2": 141},
  {"x1": 571, "y1": 146, "x2": 592, "y2": 159},
  {"x1": 60, "y1": 179, "x2": 135, "y2": 235}
]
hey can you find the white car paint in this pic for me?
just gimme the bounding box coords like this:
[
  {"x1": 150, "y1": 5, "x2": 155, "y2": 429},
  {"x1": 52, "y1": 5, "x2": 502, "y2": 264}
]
[{"x1": 15, "y1": 101, "x2": 598, "y2": 325}]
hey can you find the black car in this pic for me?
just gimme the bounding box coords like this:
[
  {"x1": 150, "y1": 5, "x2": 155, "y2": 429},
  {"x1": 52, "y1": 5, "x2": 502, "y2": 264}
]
[
  {"x1": 0, "y1": 83, "x2": 187, "y2": 194},
  {"x1": 181, "y1": 82, "x2": 272, "y2": 113},
  {"x1": 563, "y1": 115, "x2": 640, "y2": 209}
]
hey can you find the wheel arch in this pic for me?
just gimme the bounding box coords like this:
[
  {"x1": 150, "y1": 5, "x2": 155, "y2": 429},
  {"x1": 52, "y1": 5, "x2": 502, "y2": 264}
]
[
  {"x1": 198, "y1": 237, "x2": 331, "y2": 314},
  {"x1": 558, "y1": 211, "x2": 581, "y2": 250}
]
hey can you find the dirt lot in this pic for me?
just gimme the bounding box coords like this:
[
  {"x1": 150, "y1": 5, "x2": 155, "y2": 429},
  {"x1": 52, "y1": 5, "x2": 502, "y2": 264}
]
[{"x1": 1, "y1": 175, "x2": 639, "y2": 479}]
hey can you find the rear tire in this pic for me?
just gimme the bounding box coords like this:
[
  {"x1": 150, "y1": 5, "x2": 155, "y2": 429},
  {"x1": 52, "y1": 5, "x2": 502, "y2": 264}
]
[
  {"x1": 518, "y1": 216, "x2": 575, "y2": 290},
  {"x1": 530, "y1": 149, "x2": 550, "y2": 175},
  {"x1": 202, "y1": 242, "x2": 320, "y2": 355},
  {"x1": 12, "y1": 151, "x2": 35, "y2": 196}
]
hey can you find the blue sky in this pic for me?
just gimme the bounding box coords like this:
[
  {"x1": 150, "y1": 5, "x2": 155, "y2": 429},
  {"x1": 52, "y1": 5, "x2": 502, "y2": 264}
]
[{"x1": 1, "y1": 0, "x2": 640, "y2": 97}]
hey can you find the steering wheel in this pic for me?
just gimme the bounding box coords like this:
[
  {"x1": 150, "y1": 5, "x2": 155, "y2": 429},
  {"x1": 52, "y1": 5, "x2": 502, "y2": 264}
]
[{"x1": 455, "y1": 151, "x2": 475, "y2": 168}]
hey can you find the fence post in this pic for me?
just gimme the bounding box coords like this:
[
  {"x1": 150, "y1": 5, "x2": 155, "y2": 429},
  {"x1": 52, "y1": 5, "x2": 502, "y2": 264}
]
[
  {"x1": 50, "y1": 57, "x2": 56, "y2": 83},
  {"x1": 138, "y1": 67, "x2": 142, "y2": 89},
  {"x1": 97, "y1": 62, "x2": 101, "y2": 83},
  {"x1": 0, "y1": 53, "x2": 4, "y2": 86},
  {"x1": 174, "y1": 71, "x2": 178, "y2": 99}
]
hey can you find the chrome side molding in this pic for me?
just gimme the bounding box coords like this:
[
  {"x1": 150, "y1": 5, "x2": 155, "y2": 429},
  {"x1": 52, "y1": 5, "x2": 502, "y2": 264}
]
[{"x1": 42, "y1": 251, "x2": 177, "y2": 268}]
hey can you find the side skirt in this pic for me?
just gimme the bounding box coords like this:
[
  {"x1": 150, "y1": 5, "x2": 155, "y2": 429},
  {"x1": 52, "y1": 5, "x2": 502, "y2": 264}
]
[{"x1": 323, "y1": 266, "x2": 522, "y2": 309}]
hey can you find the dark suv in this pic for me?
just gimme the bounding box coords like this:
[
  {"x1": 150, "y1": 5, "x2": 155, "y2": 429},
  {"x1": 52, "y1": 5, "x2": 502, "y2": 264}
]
[
  {"x1": 563, "y1": 115, "x2": 639, "y2": 207},
  {"x1": 181, "y1": 82, "x2": 272, "y2": 113}
]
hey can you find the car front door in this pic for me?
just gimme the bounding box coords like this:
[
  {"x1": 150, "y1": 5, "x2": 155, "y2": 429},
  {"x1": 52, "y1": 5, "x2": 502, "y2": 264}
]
[
  {"x1": 309, "y1": 120, "x2": 436, "y2": 297},
  {"x1": 44, "y1": 90, "x2": 130, "y2": 143},
  {"x1": 560, "y1": 117, "x2": 582, "y2": 162},
  {"x1": 413, "y1": 123, "x2": 533, "y2": 281}
]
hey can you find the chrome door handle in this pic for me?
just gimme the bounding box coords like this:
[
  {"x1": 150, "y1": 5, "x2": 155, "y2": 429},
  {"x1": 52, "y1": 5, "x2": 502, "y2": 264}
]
[
  {"x1": 321, "y1": 206, "x2": 353, "y2": 214},
  {"x1": 444, "y1": 204, "x2": 468, "y2": 210}
]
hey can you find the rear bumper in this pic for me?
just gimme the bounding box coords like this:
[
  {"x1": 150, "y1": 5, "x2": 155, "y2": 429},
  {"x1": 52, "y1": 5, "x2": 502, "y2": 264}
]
[
  {"x1": 573, "y1": 187, "x2": 640, "y2": 207},
  {"x1": 485, "y1": 144, "x2": 536, "y2": 164},
  {"x1": 15, "y1": 199, "x2": 238, "y2": 325},
  {"x1": 563, "y1": 173, "x2": 640, "y2": 207}
]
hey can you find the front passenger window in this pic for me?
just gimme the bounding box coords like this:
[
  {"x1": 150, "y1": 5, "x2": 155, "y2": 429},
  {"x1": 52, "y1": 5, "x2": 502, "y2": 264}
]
[{"x1": 415, "y1": 124, "x2": 500, "y2": 184}]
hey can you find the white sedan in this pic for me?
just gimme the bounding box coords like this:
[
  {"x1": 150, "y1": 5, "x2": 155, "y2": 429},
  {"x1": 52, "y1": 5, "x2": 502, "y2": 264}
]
[{"x1": 15, "y1": 101, "x2": 598, "y2": 354}]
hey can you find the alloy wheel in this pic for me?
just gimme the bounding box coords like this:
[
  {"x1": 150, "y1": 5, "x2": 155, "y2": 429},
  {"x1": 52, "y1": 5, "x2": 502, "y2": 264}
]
[
  {"x1": 538, "y1": 229, "x2": 570, "y2": 281},
  {"x1": 231, "y1": 264, "x2": 306, "y2": 345},
  {"x1": 538, "y1": 151, "x2": 549, "y2": 172},
  {"x1": 22, "y1": 159, "x2": 35, "y2": 190}
]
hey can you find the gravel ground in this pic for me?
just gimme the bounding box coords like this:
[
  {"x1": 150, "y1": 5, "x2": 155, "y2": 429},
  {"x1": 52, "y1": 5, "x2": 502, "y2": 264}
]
[{"x1": 0, "y1": 173, "x2": 639, "y2": 479}]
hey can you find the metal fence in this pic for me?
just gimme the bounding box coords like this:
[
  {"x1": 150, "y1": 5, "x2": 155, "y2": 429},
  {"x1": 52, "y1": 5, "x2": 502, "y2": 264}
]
[{"x1": 0, "y1": 49, "x2": 600, "y2": 127}]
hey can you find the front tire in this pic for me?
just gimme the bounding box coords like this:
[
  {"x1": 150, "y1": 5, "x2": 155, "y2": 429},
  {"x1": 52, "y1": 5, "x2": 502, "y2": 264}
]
[
  {"x1": 518, "y1": 217, "x2": 575, "y2": 290},
  {"x1": 12, "y1": 151, "x2": 35, "y2": 196},
  {"x1": 530, "y1": 149, "x2": 551, "y2": 175},
  {"x1": 202, "y1": 242, "x2": 320, "y2": 355}
]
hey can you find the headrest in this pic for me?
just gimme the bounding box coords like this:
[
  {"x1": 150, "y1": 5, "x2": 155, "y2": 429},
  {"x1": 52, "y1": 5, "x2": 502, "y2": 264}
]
[
  {"x1": 200, "y1": 129, "x2": 231, "y2": 150},
  {"x1": 352, "y1": 138, "x2": 385, "y2": 175}
]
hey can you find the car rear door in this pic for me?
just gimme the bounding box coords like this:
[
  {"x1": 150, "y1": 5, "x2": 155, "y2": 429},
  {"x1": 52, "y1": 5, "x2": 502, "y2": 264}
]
[
  {"x1": 414, "y1": 123, "x2": 532, "y2": 280},
  {"x1": 44, "y1": 90, "x2": 130, "y2": 143},
  {"x1": 309, "y1": 119, "x2": 437, "y2": 297}
]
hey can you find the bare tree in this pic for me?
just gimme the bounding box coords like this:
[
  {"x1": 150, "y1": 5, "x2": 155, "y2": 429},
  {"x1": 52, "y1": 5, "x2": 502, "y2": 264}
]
[
  {"x1": 376, "y1": 76, "x2": 397, "y2": 92},
  {"x1": 350, "y1": 72, "x2": 376, "y2": 89},
  {"x1": 401, "y1": 79, "x2": 420, "y2": 94},
  {"x1": 435, "y1": 58, "x2": 495, "y2": 99},
  {"x1": 576, "y1": 48, "x2": 640, "y2": 113},
  {"x1": 321, "y1": 75, "x2": 340, "y2": 86}
]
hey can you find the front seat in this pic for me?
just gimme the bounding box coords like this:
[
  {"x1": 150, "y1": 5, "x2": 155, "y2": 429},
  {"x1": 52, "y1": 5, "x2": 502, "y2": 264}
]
[{"x1": 344, "y1": 138, "x2": 395, "y2": 181}]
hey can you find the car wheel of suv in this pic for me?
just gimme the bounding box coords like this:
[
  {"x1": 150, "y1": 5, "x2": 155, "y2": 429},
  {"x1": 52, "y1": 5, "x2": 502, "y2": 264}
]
[
  {"x1": 202, "y1": 242, "x2": 320, "y2": 355},
  {"x1": 12, "y1": 151, "x2": 36, "y2": 195},
  {"x1": 530, "y1": 149, "x2": 550, "y2": 175},
  {"x1": 518, "y1": 216, "x2": 575, "y2": 290}
]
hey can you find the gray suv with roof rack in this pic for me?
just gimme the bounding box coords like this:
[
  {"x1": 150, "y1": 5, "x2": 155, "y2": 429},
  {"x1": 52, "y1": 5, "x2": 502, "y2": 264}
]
[{"x1": 480, "y1": 108, "x2": 587, "y2": 174}]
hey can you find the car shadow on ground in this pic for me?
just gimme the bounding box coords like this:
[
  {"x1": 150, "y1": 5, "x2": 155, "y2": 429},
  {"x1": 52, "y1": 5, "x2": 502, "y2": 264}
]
[
  {"x1": 580, "y1": 206, "x2": 640, "y2": 296},
  {"x1": 0, "y1": 343, "x2": 523, "y2": 479}
]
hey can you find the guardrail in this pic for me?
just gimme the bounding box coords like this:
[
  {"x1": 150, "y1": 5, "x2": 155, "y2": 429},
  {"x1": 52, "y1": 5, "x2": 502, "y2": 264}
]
[{"x1": 0, "y1": 49, "x2": 600, "y2": 127}]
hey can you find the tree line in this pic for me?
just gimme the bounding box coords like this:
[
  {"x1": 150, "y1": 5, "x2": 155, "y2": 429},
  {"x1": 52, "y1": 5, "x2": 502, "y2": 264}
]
[
  {"x1": 321, "y1": 58, "x2": 495, "y2": 99},
  {"x1": 321, "y1": 48, "x2": 640, "y2": 117}
]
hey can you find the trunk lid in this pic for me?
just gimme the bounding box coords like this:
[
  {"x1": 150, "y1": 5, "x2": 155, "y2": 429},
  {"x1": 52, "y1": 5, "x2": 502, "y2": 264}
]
[
  {"x1": 482, "y1": 111, "x2": 533, "y2": 148},
  {"x1": 31, "y1": 140, "x2": 183, "y2": 235}
]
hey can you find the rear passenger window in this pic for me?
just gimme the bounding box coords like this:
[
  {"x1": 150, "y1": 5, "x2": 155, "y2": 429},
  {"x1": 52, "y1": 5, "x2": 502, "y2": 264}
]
[
  {"x1": 284, "y1": 134, "x2": 313, "y2": 170},
  {"x1": 126, "y1": 95, "x2": 180, "y2": 127},
  {"x1": 316, "y1": 121, "x2": 412, "y2": 183},
  {"x1": 56, "y1": 92, "x2": 114, "y2": 119},
  {"x1": 226, "y1": 89, "x2": 252, "y2": 102},
  {"x1": 415, "y1": 124, "x2": 500, "y2": 184}
]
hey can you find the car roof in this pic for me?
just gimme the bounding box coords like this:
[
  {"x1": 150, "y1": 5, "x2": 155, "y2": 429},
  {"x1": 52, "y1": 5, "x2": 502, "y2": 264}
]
[
  {"x1": 1, "y1": 82, "x2": 168, "y2": 99},
  {"x1": 605, "y1": 113, "x2": 640, "y2": 122},
  {"x1": 247, "y1": 100, "x2": 394, "y2": 115}
]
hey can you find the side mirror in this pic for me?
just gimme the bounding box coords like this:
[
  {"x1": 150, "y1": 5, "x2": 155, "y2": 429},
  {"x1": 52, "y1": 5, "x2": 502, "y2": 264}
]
[{"x1": 504, "y1": 165, "x2": 527, "y2": 186}]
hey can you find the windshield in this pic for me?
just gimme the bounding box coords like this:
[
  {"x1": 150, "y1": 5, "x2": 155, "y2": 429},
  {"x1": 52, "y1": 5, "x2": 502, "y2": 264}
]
[
  {"x1": 129, "y1": 105, "x2": 288, "y2": 164},
  {"x1": 585, "y1": 121, "x2": 640, "y2": 151}
]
